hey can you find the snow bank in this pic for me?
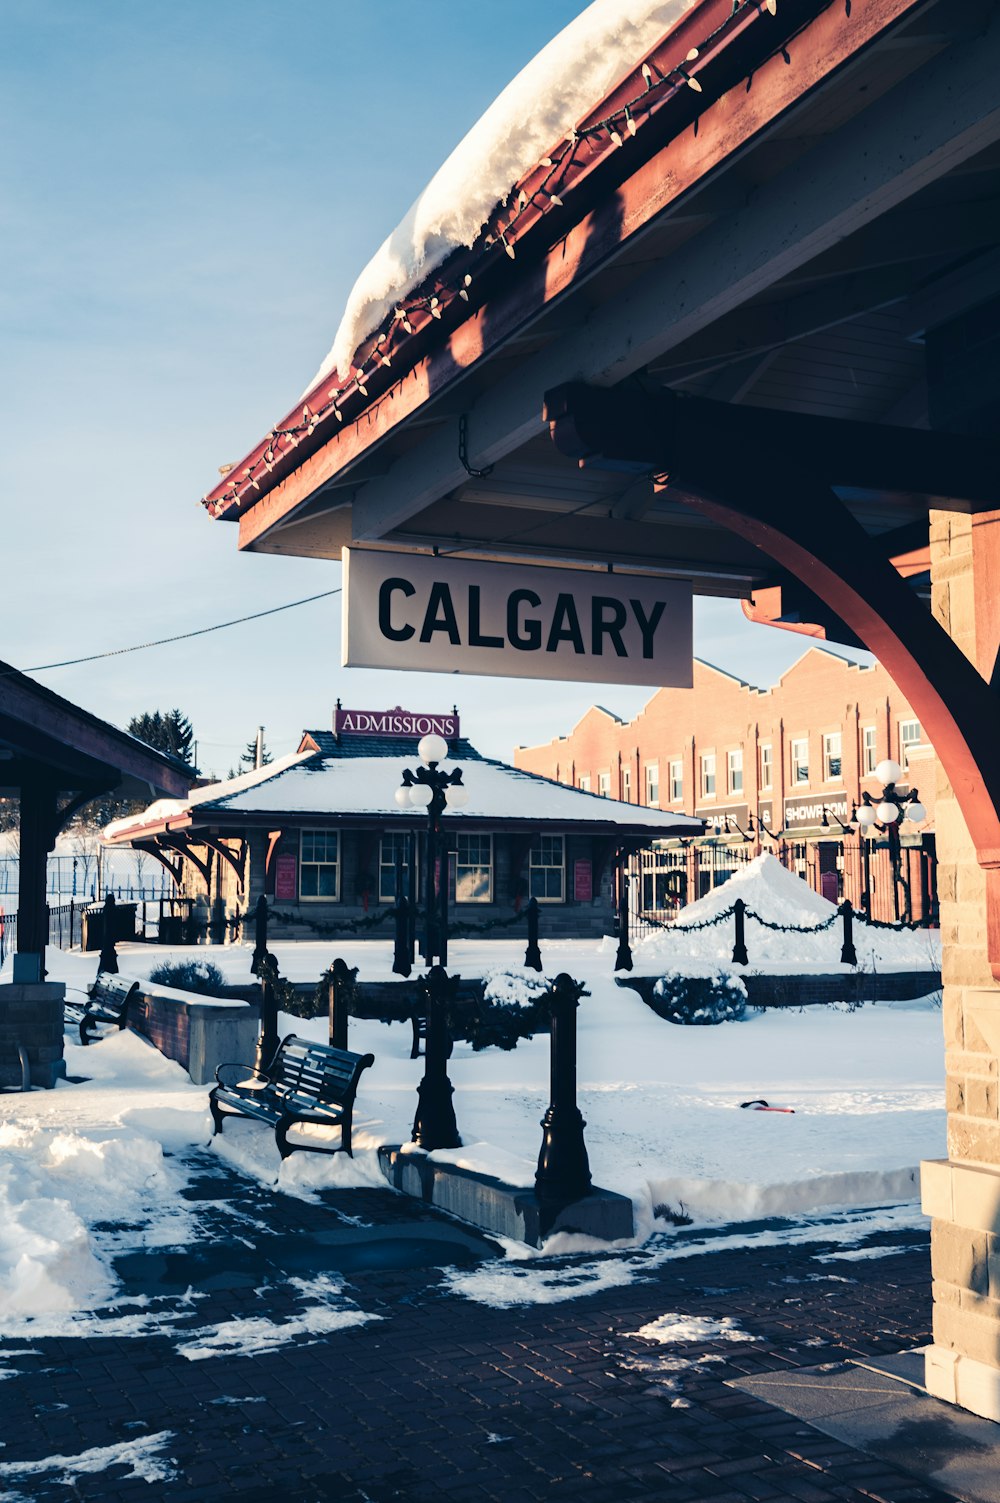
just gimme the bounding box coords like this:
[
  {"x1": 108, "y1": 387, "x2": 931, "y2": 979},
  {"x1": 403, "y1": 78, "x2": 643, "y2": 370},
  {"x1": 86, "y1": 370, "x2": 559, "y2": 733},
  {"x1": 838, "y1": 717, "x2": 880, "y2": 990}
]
[
  {"x1": 315, "y1": 0, "x2": 695, "y2": 381},
  {"x1": 674, "y1": 853, "x2": 835, "y2": 929},
  {"x1": 630, "y1": 853, "x2": 941, "y2": 973},
  {"x1": 0, "y1": 1124, "x2": 187, "y2": 1318}
]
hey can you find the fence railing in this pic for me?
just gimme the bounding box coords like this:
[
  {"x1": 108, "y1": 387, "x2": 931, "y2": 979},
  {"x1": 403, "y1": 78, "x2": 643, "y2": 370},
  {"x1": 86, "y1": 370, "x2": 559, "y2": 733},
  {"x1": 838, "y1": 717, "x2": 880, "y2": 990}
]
[{"x1": 628, "y1": 836, "x2": 938, "y2": 939}]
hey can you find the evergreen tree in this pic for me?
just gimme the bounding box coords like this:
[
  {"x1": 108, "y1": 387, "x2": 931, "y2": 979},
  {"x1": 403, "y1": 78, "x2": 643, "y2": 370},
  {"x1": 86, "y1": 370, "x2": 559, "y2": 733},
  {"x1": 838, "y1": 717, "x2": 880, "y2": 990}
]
[
  {"x1": 127, "y1": 708, "x2": 196, "y2": 768},
  {"x1": 241, "y1": 733, "x2": 273, "y2": 770}
]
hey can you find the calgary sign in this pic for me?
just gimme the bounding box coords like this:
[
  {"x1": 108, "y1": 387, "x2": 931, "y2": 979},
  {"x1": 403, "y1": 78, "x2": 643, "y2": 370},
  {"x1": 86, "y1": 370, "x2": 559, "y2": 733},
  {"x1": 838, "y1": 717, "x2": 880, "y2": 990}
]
[{"x1": 342, "y1": 548, "x2": 693, "y2": 687}]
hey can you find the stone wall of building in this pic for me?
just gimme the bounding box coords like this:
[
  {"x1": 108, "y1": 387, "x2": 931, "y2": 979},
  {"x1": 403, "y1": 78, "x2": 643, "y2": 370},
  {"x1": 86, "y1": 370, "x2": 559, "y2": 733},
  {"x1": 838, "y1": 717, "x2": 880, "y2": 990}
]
[{"x1": 921, "y1": 509, "x2": 1000, "y2": 1421}]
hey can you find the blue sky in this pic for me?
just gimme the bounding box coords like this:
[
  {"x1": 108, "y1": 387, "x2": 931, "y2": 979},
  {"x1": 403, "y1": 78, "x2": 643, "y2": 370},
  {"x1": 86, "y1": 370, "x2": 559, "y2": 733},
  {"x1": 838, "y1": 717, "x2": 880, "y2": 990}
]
[{"x1": 1, "y1": 0, "x2": 870, "y2": 775}]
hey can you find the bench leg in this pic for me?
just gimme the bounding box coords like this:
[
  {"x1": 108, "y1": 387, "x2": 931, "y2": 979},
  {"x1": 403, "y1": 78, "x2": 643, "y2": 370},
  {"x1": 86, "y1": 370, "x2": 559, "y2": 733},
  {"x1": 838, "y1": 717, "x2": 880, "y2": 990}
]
[
  {"x1": 209, "y1": 1092, "x2": 226, "y2": 1138},
  {"x1": 275, "y1": 1115, "x2": 295, "y2": 1160},
  {"x1": 342, "y1": 1116, "x2": 353, "y2": 1158},
  {"x1": 79, "y1": 1017, "x2": 96, "y2": 1047}
]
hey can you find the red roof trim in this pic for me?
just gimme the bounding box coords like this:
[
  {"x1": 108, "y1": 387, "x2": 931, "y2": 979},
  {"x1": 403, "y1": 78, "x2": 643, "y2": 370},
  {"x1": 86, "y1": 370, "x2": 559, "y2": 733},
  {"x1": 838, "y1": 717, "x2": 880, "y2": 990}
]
[{"x1": 204, "y1": 0, "x2": 834, "y2": 522}]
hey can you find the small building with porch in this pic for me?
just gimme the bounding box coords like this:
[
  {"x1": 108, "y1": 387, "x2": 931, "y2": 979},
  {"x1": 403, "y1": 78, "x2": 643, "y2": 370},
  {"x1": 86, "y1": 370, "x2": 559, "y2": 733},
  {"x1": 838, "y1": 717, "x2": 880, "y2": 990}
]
[{"x1": 102, "y1": 707, "x2": 702, "y2": 939}]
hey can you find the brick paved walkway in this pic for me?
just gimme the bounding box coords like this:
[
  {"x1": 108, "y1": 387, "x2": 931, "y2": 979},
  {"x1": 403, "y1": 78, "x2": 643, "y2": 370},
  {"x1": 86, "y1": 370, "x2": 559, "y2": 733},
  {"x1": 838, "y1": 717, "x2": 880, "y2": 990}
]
[{"x1": 0, "y1": 1152, "x2": 958, "y2": 1503}]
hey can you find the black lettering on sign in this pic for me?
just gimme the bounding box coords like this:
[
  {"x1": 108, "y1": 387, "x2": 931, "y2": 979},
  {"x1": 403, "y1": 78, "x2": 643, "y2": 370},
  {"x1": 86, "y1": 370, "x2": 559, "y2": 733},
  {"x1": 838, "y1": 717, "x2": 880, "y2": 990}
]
[
  {"x1": 631, "y1": 598, "x2": 666, "y2": 659},
  {"x1": 507, "y1": 589, "x2": 542, "y2": 650},
  {"x1": 468, "y1": 585, "x2": 504, "y2": 649},
  {"x1": 379, "y1": 578, "x2": 416, "y2": 642},
  {"x1": 419, "y1": 582, "x2": 461, "y2": 644},
  {"x1": 546, "y1": 594, "x2": 585, "y2": 654},
  {"x1": 591, "y1": 596, "x2": 628, "y2": 657}
]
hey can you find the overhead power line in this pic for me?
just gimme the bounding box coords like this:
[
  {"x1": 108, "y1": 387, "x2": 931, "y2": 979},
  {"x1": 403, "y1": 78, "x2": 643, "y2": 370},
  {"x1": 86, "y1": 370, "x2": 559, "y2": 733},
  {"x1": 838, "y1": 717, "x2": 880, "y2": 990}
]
[{"x1": 5, "y1": 588, "x2": 342, "y2": 679}]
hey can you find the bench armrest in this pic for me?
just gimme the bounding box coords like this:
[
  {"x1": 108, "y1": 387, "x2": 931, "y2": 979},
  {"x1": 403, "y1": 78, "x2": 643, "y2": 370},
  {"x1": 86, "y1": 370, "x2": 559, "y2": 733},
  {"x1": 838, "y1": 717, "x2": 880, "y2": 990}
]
[{"x1": 214, "y1": 1061, "x2": 272, "y2": 1091}]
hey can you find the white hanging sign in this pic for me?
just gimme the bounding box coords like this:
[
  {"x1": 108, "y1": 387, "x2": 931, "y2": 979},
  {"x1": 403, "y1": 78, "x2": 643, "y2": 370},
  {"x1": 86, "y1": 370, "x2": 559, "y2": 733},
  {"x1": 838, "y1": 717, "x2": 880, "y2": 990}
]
[{"x1": 342, "y1": 548, "x2": 693, "y2": 687}]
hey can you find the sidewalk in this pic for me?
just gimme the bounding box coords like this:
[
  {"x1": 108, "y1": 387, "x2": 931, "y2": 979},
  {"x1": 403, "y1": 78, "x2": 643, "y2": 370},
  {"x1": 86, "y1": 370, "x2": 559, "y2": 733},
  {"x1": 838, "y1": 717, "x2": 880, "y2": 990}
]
[{"x1": 0, "y1": 1151, "x2": 987, "y2": 1503}]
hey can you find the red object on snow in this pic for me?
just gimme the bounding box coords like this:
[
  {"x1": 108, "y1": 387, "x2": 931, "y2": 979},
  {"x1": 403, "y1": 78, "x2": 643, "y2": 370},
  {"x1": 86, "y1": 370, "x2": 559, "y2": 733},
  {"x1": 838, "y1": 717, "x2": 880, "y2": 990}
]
[{"x1": 740, "y1": 1099, "x2": 796, "y2": 1113}]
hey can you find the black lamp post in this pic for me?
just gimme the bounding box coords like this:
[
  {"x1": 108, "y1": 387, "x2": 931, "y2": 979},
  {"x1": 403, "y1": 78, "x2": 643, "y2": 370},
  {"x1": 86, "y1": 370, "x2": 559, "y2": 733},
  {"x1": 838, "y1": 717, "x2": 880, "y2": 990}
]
[
  {"x1": 395, "y1": 734, "x2": 467, "y2": 966},
  {"x1": 855, "y1": 758, "x2": 927, "y2": 922}
]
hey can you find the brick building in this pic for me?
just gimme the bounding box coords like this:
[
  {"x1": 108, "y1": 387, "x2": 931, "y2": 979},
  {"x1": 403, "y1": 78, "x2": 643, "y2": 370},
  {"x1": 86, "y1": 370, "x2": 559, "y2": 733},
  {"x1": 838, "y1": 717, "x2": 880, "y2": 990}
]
[
  {"x1": 102, "y1": 709, "x2": 700, "y2": 940},
  {"x1": 515, "y1": 648, "x2": 937, "y2": 921}
]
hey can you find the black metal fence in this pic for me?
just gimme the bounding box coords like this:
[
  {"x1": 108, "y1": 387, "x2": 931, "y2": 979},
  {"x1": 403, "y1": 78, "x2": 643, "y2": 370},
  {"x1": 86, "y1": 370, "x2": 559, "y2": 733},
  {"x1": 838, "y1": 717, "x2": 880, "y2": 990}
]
[{"x1": 628, "y1": 836, "x2": 938, "y2": 940}]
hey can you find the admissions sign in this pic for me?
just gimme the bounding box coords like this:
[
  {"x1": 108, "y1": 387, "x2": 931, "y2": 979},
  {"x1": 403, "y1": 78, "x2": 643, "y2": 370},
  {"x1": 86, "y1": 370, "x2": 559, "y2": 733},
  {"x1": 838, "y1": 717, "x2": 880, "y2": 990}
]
[
  {"x1": 335, "y1": 706, "x2": 460, "y2": 740},
  {"x1": 342, "y1": 548, "x2": 693, "y2": 687}
]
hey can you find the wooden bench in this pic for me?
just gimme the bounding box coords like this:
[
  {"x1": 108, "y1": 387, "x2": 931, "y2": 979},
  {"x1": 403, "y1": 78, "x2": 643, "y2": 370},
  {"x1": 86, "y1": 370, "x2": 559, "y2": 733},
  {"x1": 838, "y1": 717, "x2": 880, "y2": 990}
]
[
  {"x1": 64, "y1": 973, "x2": 140, "y2": 1046},
  {"x1": 208, "y1": 1034, "x2": 375, "y2": 1159}
]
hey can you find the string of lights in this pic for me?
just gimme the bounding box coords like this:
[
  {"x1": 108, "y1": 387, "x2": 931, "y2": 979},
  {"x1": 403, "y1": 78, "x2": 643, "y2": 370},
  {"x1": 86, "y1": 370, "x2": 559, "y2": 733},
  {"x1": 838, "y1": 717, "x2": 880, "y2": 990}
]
[{"x1": 206, "y1": 0, "x2": 846, "y2": 520}]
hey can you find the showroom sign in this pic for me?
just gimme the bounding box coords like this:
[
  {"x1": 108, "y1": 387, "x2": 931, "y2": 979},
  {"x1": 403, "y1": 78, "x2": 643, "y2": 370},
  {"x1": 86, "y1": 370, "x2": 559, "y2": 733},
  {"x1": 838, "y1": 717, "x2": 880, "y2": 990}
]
[{"x1": 342, "y1": 548, "x2": 692, "y2": 687}]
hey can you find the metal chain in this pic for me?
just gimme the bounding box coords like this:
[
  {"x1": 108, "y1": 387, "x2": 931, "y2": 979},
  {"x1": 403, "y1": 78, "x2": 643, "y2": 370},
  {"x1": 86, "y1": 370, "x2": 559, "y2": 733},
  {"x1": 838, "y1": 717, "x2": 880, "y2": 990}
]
[{"x1": 458, "y1": 414, "x2": 494, "y2": 478}]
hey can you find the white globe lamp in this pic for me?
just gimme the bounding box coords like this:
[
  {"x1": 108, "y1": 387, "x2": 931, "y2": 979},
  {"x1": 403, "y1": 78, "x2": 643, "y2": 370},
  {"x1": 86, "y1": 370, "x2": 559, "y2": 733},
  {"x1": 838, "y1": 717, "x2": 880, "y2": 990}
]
[
  {"x1": 906, "y1": 800, "x2": 927, "y2": 823},
  {"x1": 408, "y1": 783, "x2": 433, "y2": 808},
  {"x1": 875, "y1": 758, "x2": 902, "y2": 785},
  {"x1": 418, "y1": 733, "x2": 449, "y2": 766},
  {"x1": 876, "y1": 799, "x2": 901, "y2": 824},
  {"x1": 856, "y1": 804, "x2": 876, "y2": 828},
  {"x1": 445, "y1": 784, "x2": 469, "y2": 808},
  {"x1": 393, "y1": 786, "x2": 412, "y2": 809}
]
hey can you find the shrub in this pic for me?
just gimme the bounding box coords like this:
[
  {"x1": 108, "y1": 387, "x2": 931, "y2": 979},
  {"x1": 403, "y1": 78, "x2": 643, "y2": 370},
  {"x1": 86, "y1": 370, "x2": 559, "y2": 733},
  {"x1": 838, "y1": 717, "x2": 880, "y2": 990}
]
[
  {"x1": 651, "y1": 970, "x2": 747, "y2": 1025},
  {"x1": 148, "y1": 959, "x2": 227, "y2": 996}
]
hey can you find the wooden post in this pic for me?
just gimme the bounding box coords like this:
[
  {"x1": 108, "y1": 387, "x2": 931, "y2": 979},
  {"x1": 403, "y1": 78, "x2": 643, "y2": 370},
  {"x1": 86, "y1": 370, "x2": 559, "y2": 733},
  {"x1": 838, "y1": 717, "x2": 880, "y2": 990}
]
[{"x1": 16, "y1": 776, "x2": 56, "y2": 967}]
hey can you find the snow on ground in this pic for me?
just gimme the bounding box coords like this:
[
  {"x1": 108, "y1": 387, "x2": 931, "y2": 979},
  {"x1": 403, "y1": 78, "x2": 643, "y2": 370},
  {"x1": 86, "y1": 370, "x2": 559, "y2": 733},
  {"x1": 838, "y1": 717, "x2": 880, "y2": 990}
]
[
  {"x1": 628, "y1": 854, "x2": 941, "y2": 973},
  {"x1": 315, "y1": 0, "x2": 695, "y2": 382},
  {"x1": 0, "y1": 934, "x2": 944, "y2": 1333},
  {"x1": 0, "y1": 1432, "x2": 179, "y2": 1498}
]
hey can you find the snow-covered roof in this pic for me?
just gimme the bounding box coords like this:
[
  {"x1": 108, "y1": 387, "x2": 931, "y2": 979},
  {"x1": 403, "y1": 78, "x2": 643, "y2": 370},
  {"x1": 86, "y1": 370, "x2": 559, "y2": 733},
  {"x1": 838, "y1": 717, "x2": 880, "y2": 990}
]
[
  {"x1": 103, "y1": 733, "x2": 702, "y2": 841},
  {"x1": 314, "y1": 0, "x2": 695, "y2": 383}
]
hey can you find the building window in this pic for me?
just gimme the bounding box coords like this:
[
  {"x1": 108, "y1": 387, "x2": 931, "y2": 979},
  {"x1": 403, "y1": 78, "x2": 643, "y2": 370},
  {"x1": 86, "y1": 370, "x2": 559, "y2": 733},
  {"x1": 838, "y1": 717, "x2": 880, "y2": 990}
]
[
  {"x1": 456, "y1": 833, "x2": 492, "y2": 903},
  {"x1": 645, "y1": 763, "x2": 659, "y2": 807},
  {"x1": 379, "y1": 832, "x2": 412, "y2": 904},
  {"x1": 669, "y1": 760, "x2": 683, "y2": 803},
  {"x1": 529, "y1": 834, "x2": 564, "y2": 902},
  {"x1": 791, "y1": 738, "x2": 809, "y2": 786},
  {"x1": 597, "y1": 771, "x2": 610, "y2": 798},
  {"x1": 300, "y1": 830, "x2": 339, "y2": 900},
  {"x1": 899, "y1": 719, "x2": 923, "y2": 768},
  {"x1": 727, "y1": 749, "x2": 743, "y2": 796},
  {"x1": 701, "y1": 753, "x2": 716, "y2": 798},
  {"x1": 823, "y1": 732, "x2": 842, "y2": 782},
  {"x1": 862, "y1": 725, "x2": 877, "y2": 775},
  {"x1": 578, "y1": 774, "x2": 591, "y2": 792},
  {"x1": 760, "y1": 744, "x2": 773, "y2": 791},
  {"x1": 621, "y1": 768, "x2": 632, "y2": 803}
]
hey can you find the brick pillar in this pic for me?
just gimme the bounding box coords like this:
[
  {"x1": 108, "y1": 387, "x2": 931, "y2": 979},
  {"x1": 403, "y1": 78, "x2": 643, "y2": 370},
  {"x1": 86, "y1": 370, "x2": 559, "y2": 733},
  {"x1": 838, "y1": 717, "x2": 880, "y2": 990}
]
[{"x1": 921, "y1": 509, "x2": 1000, "y2": 1421}]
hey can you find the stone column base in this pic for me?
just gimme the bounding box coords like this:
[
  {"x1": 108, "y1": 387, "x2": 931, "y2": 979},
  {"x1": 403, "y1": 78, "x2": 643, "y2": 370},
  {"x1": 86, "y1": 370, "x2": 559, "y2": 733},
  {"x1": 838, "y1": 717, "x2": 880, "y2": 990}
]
[
  {"x1": 925, "y1": 1344, "x2": 1000, "y2": 1423},
  {"x1": 921, "y1": 1156, "x2": 1000, "y2": 1422},
  {"x1": 0, "y1": 983, "x2": 66, "y2": 1089}
]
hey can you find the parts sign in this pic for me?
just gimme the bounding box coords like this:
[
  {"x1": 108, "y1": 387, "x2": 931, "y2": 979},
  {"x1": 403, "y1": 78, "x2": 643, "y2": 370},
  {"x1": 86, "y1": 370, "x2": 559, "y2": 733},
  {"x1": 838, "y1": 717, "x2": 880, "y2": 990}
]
[{"x1": 342, "y1": 548, "x2": 693, "y2": 687}]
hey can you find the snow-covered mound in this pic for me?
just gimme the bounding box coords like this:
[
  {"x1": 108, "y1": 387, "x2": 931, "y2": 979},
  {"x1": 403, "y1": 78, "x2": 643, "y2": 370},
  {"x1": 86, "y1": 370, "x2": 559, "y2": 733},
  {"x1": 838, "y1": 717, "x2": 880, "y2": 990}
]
[
  {"x1": 315, "y1": 0, "x2": 694, "y2": 382},
  {"x1": 629, "y1": 853, "x2": 941, "y2": 973},
  {"x1": 674, "y1": 853, "x2": 834, "y2": 930}
]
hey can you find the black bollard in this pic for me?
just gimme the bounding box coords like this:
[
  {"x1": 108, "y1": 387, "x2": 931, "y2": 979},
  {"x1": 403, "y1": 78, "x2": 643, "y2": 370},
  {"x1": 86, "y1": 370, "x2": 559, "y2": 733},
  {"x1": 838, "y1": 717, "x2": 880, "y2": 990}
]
[
  {"x1": 255, "y1": 955, "x2": 280, "y2": 1073},
  {"x1": 524, "y1": 895, "x2": 542, "y2": 972},
  {"x1": 250, "y1": 894, "x2": 269, "y2": 975},
  {"x1": 412, "y1": 965, "x2": 461, "y2": 1150},
  {"x1": 98, "y1": 892, "x2": 119, "y2": 974},
  {"x1": 839, "y1": 899, "x2": 858, "y2": 965},
  {"x1": 392, "y1": 895, "x2": 413, "y2": 977},
  {"x1": 328, "y1": 957, "x2": 356, "y2": 1050},
  {"x1": 732, "y1": 898, "x2": 749, "y2": 965},
  {"x1": 615, "y1": 870, "x2": 633, "y2": 972},
  {"x1": 536, "y1": 973, "x2": 592, "y2": 1209}
]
